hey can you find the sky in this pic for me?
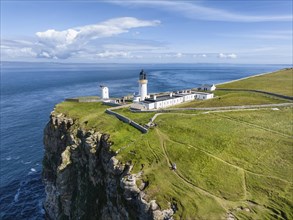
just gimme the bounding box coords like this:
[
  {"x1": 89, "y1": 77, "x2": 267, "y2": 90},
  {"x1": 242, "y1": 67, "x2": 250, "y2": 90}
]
[{"x1": 1, "y1": 0, "x2": 292, "y2": 64}]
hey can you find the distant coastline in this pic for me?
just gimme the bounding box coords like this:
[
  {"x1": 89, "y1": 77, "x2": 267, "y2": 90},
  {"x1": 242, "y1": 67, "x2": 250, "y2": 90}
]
[
  {"x1": 216, "y1": 70, "x2": 272, "y2": 86},
  {"x1": 216, "y1": 67, "x2": 292, "y2": 86}
]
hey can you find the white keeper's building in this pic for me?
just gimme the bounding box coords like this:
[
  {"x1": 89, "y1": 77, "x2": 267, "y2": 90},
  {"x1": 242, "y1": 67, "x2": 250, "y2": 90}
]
[{"x1": 141, "y1": 91, "x2": 213, "y2": 110}]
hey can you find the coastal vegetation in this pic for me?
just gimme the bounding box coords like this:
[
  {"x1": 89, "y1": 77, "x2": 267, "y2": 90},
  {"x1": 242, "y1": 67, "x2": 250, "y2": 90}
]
[
  {"x1": 55, "y1": 69, "x2": 293, "y2": 219},
  {"x1": 217, "y1": 68, "x2": 293, "y2": 96}
]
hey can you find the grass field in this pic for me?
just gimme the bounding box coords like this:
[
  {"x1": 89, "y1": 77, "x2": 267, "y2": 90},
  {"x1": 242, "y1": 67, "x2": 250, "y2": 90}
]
[
  {"x1": 171, "y1": 90, "x2": 288, "y2": 108},
  {"x1": 54, "y1": 68, "x2": 293, "y2": 219},
  {"x1": 55, "y1": 101, "x2": 293, "y2": 219},
  {"x1": 217, "y1": 68, "x2": 293, "y2": 96}
]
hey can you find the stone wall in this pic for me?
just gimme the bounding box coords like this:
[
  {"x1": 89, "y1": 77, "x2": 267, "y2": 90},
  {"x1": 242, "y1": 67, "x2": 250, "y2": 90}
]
[{"x1": 105, "y1": 109, "x2": 148, "y2": 133}]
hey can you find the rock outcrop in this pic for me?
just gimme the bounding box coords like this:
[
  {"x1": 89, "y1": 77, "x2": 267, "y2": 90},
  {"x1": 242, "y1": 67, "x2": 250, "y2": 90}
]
[{"x1": 42, "y1": 112, "x2": 174, "y2": 219}]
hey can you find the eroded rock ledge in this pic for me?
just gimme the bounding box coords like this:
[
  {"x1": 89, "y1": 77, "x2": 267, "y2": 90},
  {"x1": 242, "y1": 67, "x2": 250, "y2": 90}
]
[{"x1": 42, "y1": 112, "x2": 174, "y2": 220}]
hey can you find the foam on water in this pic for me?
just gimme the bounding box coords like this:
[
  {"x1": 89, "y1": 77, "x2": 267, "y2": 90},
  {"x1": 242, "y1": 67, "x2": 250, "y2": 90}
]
[
  {"x1": 21, "y1": 160, "x2": 32, "y2": 164},
  {"x1": 14, "y1": 188, "x2": 20, "y2": 202},
  {"x1": 5, "y1": 156, "x2": 12, "y2": 161}
]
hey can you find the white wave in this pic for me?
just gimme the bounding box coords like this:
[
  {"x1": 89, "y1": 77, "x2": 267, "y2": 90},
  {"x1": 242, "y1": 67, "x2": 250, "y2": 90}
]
[
  {"x1": 30, "y1": 168, "x2": 36, "y2": 172},
  {"x1": 21, "y1": 160, "x2": 32, "y2": 164},
  {"x1": 14, "y1": 188, "x2": 20, "y2": 202}
]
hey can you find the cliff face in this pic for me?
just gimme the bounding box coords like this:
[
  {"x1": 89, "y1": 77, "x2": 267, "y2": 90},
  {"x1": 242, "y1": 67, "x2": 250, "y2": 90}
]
[{"x1": 42, "y1": 112, "x2": 173, "y2": 220}]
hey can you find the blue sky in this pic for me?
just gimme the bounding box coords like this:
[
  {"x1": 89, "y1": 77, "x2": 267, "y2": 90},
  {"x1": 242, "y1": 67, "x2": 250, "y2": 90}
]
[{"x1": 1, "y1": 0, "x2": 292, "y2": 64}]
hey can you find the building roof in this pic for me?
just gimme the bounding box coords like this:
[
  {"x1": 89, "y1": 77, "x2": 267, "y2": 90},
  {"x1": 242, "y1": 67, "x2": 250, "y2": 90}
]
[
  {"x1": 200, "y1": 84, "x2": 215, "y2": 87},
  {"x1": 144, "y1": 93, "x2": 195, "y2": 103},
  {"x1": 193, "y1": 91, "x2": 212, "y2": 95}
]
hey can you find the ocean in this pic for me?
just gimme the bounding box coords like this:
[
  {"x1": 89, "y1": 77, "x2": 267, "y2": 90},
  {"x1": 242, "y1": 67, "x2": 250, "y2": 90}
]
[{"x1": 0, "y1": 62, "x2": 290, "y2": 219}]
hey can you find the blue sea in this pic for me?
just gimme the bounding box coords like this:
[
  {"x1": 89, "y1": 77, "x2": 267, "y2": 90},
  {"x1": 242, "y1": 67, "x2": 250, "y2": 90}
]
[{"x1": 0, "y1": 62, "x2": 290, "y2": 219}]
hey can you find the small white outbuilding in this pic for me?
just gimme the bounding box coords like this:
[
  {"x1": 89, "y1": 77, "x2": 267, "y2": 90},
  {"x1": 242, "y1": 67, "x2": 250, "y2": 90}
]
[
  {"x1": 199, "y1": 84, "x2": 216, "y2": 91},
  {"x1": 100, "y1": 85, "x2": 109, "y2": 100}
]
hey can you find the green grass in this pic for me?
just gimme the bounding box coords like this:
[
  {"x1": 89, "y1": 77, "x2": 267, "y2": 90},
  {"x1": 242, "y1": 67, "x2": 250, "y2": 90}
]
[
  {"x1": 217, "y1": 68, "x2": 293, "y2": 96},
  {"x1": 74, "y1": 96, "x2": 100, "y2": 100},
  {"x1": 171, "y1": 90, "x2": 288, "y2": 108},
  {"x1": 55, "y1": 102, "x2": 293, "y2": 219},
  {"x1": 54, "y1": 102, "x2": 144, "y2": 154},
  {"x1": 218, "y1": 107, "x2": 293, "y2": 136},
  {"x1": 165, "y1": 140, "x2": 245, "y2": 201},
  {"x1": 153, "y1": 110, "x2": 293, "y2": 219},
  {"x1": 54, "y1": 68, "x2": 293, "y2": 219}
]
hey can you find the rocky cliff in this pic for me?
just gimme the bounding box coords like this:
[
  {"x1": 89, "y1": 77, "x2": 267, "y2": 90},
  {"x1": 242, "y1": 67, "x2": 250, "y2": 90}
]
[{"x1": 42, "y1": 112, "x2": 174, "y2": 220}]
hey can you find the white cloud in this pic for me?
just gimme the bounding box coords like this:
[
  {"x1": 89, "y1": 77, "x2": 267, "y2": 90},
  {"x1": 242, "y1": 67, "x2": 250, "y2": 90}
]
[
  {"x1": 218, "y1": 53, "x2": 237, "y2": 59},
  {"x1": 164, "y1": 52, "x2": 184, "y2": 58},
  {"x1": 193, "y1": 54, "x2": 207, "y2": 58},
  {"x1": 38, "y1": 51, "x2": 51, "y2": 58},
  {"x1": 218, "y1": 53, "x2": 226, "y2": 58},
  {"x1": 36, "y1": 17, "x2": 160, "y2": 45},
  {"x1": 112, "y1": 1, "x2": 292, "y2": 22},
  {"x1": 102, "y1": 43, "x2": 164, "y2": 51},
  {"x1": 1, "y1": 40, "x2": 37, "y2": 58},
  {"x1": 227, "y1": 53, "x2": 237, "y2": 59},
  {"x1": 1, "y1": 17, "x2": 160, "y2": 61},
  {"x1": 96, "y1": 50, "x2": 130, "y2": 58},
  {"x1": 34, "y1": 17, "x2": 160, "y2": 59}
]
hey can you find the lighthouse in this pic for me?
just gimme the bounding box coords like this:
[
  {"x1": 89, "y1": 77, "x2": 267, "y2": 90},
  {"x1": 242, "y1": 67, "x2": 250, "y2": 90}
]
[{"x1": 139, "y1": 69, "x2": 148, "y2": 101}]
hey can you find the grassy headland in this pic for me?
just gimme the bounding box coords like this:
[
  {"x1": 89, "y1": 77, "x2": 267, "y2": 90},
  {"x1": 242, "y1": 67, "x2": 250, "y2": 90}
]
[
  {"x1": 55, "y1": 68, "x2": 293, "y2": 219},
  {"x1": 217, "y1": 68, "x2": 293, "y2": 96}
]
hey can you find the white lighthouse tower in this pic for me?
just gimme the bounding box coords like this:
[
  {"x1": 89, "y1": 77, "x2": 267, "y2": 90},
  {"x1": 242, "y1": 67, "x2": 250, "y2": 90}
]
[
  {"x1": 100, "y1": 85, "x2": 109, "y2": 100},
  {"x1": 139, "y1": 69, "x2": 148, "y2": 101}
]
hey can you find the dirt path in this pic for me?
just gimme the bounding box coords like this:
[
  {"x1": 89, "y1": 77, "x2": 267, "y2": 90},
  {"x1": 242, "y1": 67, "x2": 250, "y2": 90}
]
[
  {"x1": 157, "y1": 129, "x2": 248, "y2": 201},
  {"x1": 162, "y1": 102, "x2": 293, "y2": 111},
  {"x1": 155, "y1": 128, "x2": 231, "y2": 211},
  {"x1": 147, "y1": 108, "x2": 258, "y2": 127},
  {"x1": 150, "y1": 108, "x2": 292, "y2": 185},
  {"x1": 146, "y1": 140, "x2": 160, "y2": 163},
  {"x1": 149, "y1": 107, "x2": 292, "y2": 139},
  {"x1": 166, "y1": 133, "x2": 291, "y2": 185},
  {"x1": 154, "y1": 126, "x2": 292, "y2": 217}
]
